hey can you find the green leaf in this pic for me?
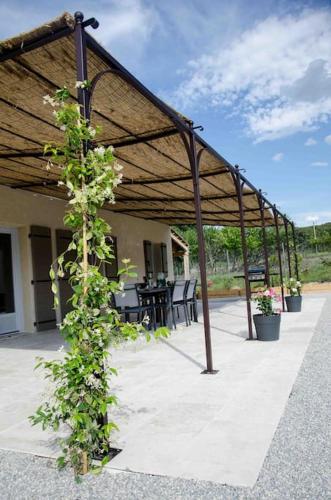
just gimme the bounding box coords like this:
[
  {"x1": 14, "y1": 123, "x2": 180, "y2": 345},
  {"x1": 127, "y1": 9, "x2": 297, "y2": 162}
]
[
  {"x1": 101, "y1": 455, "x2": 110, "y2": 466},
  {"x1": 96, "y1": 248, "x2": 105, "y2": 260}
]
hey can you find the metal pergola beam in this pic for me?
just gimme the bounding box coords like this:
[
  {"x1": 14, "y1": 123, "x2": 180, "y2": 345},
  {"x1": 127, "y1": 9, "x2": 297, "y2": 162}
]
[
  {"x1": 284, "y1": 220, "x2": 292, "y2": 278},
  {"x1": 273, "y1": 206, "x2": 285, "y2": 311},
  {"x1": 258, "y1": 190, "x2": 270, "y2": 286},
  {"x1": 112, "y1": 207, "x2": 263, "y2": 214},
  {"x1": 113, "y1": 192, "x2": 256, "y2": 203},
  {"x1": 232, "y1": 167, "x2": 253, "y2": 340},
  {"x1": 183, "y1": 125, "x2": 217, "y2": 374},
  {"x1": 121, "y1": 167, "x2": 229, "y2": 185},
  {"x1": 0, "y1": 24, "x2": 74, "y2": 63},
  {"x1": 291, "y1": 222, "x2": 300, "y2": 281},
  {"x1": 10, "y1": 168, "x2": 231, "y2": 191},
  {"x1": 144, "y1": 216, "x2": 268, "y2": 223}
]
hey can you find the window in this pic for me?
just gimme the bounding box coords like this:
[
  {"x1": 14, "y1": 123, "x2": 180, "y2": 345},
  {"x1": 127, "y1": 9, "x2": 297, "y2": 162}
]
[{"x1": 144, "y1": 241, "x2": 168, "y2": 278}]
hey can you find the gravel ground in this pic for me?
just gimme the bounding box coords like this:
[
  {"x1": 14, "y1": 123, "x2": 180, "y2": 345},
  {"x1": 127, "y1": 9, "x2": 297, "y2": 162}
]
[{"x1": 0, "y1": 295, "x2": 330, "y2": 500}]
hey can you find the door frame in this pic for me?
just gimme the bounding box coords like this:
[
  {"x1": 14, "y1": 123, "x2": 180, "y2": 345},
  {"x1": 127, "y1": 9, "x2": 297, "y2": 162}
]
[{"x1": 0, "y1": 227, "x2": 24, "y2": 333}]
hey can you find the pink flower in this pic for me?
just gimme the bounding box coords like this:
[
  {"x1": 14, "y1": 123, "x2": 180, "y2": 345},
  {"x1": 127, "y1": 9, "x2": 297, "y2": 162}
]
[{"x1": 264, "y1": 289, "x2": 271, "y2": 297}]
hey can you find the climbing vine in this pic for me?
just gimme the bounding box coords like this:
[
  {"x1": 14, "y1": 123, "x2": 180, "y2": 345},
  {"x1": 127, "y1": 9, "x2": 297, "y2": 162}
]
[{"x1": 30, "y1": 85, "x2": 168, "y2": 475}]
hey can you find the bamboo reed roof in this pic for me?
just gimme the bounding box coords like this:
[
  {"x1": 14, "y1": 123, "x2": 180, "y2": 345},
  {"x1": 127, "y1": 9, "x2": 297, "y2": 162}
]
[{"x1": 0, "y1": 12, "x2": 282, "y2": 227}]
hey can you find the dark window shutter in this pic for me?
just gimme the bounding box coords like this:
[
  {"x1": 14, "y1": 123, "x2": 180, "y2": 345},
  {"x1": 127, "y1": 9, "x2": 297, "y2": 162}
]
[
  {"x1": 104, "y1": 236, "x2": 118, "y2": 280},
  {"x1": 161, "y1": 243, "x2": 168, "y2": 274},
  {"x1": 153, "y1": 243, "x2": 162, "y2": 275},
  {"x1": 143, "y1": 240, "x2": 153, "y2": 276},
  {"x1": 30, "y1": 225, "x2": 56, "y2": 331},
  {"x1": 55, "y1": 229, "x2": 74, "y2": 320}
]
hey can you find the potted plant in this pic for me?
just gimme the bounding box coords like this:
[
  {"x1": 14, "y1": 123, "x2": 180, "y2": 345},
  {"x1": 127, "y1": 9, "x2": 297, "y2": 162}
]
[
  {"x1": 285, "y1": 278, "x2": 302, "y2": 312},
  {"x1": 253, "y1": 288, "x2": 282, "y2": 341}
]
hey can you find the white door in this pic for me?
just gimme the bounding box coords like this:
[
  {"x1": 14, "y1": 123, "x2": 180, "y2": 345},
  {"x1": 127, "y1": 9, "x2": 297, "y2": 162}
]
[{"x1": 0, "y1": 228, "x2": 22, "y2": 334}]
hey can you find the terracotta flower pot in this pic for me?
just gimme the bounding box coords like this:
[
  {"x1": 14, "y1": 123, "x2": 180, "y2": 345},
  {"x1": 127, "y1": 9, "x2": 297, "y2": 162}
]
[
  {"x1": 253, "y1": 313, "x2": 281, "y2": 341},
  {"x1": 285, "y1": 295, "x2": 302, "y2": 312}
]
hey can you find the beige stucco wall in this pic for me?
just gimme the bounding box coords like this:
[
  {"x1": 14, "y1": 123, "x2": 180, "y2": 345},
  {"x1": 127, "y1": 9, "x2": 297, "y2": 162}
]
[{"x1": 0, "y1": 185, "x2": 174, "y2": 332}]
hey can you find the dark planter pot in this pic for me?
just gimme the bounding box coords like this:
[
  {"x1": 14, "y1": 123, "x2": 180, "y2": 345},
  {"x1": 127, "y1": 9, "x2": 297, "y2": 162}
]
[
  {"x1": 253, "y1": 314, "x2": 281, "y2": 341},
  {"x1": 285, "y1": 295, "x2": 302, "y2": 312}
]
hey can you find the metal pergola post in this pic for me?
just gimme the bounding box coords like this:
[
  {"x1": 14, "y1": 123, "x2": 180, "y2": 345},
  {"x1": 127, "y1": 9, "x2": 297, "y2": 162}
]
[
  {"x1": 73, "y1": 12, "x2": 109, "y2": 427},
  {"x1": 233, "y1": 167, "x2": 254, "y2": 340},
  {"x1": 186, "y1": 126, "x2": 217, "y2": 374},
  {"x1": 258, "y1": 190, "x2": 270, "y2": 287},
  {"x1": 284, "y1": 219, "x2": 292, "y2": 278},
  {"x1": 291, "y1": 221, "x2": 300, "y2": 281},
  {"x1": 273, "y1": 207, "x2": 285, "y2": 311}
]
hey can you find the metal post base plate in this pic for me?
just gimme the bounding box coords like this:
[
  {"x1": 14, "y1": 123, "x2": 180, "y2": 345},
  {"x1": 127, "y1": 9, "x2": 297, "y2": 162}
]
[{"x1": 201, "y1": 369, "x2": 219, "y2": 375}]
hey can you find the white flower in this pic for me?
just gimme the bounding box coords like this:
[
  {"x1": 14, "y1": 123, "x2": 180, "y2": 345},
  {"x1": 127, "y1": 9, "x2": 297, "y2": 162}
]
[
  {"x1": 114, "y1": 163, "x2": 123, "y2": 172},
  {"x1": 88, "y1": 127, "x2": 96, "y2": 138},
  {"x1": 58, "y1": 345, "x2": 64, "y2": 353},
  {"x1": 75, "y1": 81, "x2": 83, "y2": 88},
  {"x1": 60, "y1": 125, "x2": 66, "y2": 131},
  {"x1": 94, "y1": 146, "x2": 105, "y2": 155},
  {"x1": 291, "y1": 287, "x2": 297, "y2": 293},
  {"x1": 85, "y1": 374, "x2": 101, "y2": 389},
  {"x1": 143, "y1": 314, "x2": 150, "y2": 325},
  {"x1": 43, "y1": 94, "x2": 57, "y2": 107}
]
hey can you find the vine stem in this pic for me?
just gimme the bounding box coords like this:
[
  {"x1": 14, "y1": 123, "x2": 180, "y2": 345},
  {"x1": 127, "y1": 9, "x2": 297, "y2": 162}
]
[
  {"x1": 81, "y1": 147, "x2": 88, "y2": 473},
  {"x1": 82, "y1": 210, "x2": 88, "y2": 295}
]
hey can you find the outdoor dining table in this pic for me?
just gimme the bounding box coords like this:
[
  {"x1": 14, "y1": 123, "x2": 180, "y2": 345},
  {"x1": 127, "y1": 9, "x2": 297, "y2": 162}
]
[{"x1": 137, "y1": 286, "x2": 172, "y2": 329}]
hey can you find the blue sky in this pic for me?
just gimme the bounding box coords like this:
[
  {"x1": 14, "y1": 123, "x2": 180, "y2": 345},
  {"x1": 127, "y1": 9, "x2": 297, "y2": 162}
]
[{"x1": 1, "y1": 0, "x2": 330, "y2": 226}]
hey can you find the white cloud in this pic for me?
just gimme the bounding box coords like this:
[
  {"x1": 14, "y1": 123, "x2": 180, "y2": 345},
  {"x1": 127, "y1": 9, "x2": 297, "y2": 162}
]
[
  {"x1": 295, "y1": 210, "x2": 331, "y2": 226},
  {"x1": 295, "y1": 211, "x2": 331, "y2": 226},
  {"x1": 305, "y1": 137, "x2": 317, "y2": 146},
  {"x1": 311, "y1": 161, "x2": 328, "y2": 166},
  {"x1": 95, "y1": 0, "x2": 157, "y2": 46},
  {"x1": 325, "y1": 134, "x2": 331, "y2": 144},
  {"x1": 306, "y1": 215, "x2": 320, "y2": 222},
  {"x1": 272, "y1": 152, "x2": 284, "y2": 161},
  {"x1": 92, "y1": 0, "x2": 159, "y2": 63},
  {"x1": 172, "y1": 8, "x2": 331, "y2": 142}
]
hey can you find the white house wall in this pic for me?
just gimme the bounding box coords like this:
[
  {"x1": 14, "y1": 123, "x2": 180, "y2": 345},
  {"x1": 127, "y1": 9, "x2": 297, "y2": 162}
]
[{"x1": 0, "y1": 185, "x2": 174, "y2": 333}]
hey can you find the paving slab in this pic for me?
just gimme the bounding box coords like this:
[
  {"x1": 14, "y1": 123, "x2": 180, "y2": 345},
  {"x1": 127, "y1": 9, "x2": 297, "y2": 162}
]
[{"x1": 0, "y1": 296, "x2": 325, "y2": 487}]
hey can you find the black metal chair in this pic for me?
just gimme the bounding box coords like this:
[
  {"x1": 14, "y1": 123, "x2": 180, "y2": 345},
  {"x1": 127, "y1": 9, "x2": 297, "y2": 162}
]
[
  {"x1": 112, "y1": 284, "x2": 154, "y2": 328},
  {"x1": 171, "y1": 280, "x2": 190, "y2": 329},
  {"x1": 185, "y1": 278, "x2": 198, "y2": 322}
]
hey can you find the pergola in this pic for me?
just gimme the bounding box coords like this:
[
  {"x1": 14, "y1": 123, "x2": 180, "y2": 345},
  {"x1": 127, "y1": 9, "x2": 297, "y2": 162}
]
[{"x1": 0, "y1": 12, "x2": 300, "y2": 373}]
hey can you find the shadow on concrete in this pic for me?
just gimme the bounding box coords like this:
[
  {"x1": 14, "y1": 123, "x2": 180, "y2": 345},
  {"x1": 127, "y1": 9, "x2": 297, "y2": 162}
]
[
  {"x1": 210, "y1": 324, "x2": 248, "y2": 339},
  {"x1": 160, "y1": 339, "x2": 205, "y2": 370},
  {"x1": 0, "y1": 331, "x2": 63, "y2": 352},
  {"x1": 0, "y1": 298, "x2": 249, "y2": 351}
]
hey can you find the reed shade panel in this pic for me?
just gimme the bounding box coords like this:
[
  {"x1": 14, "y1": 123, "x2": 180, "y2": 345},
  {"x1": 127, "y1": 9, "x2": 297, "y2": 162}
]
[{"x1": 0, "y1": 12, "x2": 277, "y2": 227}]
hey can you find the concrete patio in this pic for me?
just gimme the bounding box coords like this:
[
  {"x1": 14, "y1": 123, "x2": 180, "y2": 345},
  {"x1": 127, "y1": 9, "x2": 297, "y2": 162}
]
[{"x1": 0, "y1": 295, "x2": 326, "y2": 488}]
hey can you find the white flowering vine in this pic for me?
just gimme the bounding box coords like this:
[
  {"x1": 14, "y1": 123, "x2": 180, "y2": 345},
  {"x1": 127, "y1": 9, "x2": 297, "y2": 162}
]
[{"x1": 30, "y1": 86, "x2": 168, "y2": 476}]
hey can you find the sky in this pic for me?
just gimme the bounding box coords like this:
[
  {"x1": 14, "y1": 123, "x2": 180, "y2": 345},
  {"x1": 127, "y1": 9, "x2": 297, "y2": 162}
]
[{"x1": 1, "y1": 0, "x2": 330, "y2": 226}]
